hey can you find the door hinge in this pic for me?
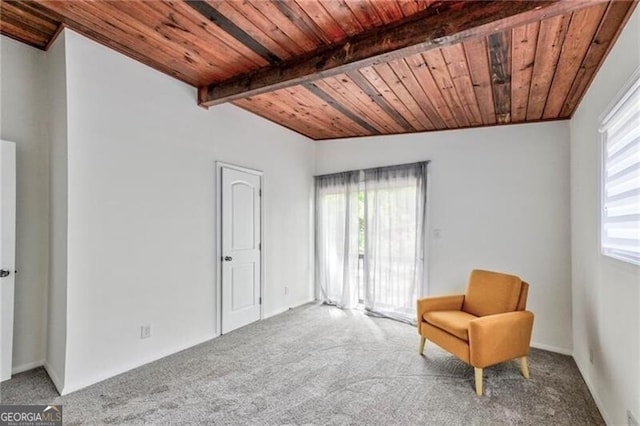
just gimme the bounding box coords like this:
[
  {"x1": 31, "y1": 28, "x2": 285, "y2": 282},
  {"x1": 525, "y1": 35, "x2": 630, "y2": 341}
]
[
  {"x1": 259, "y1": 243, "x2": 261, "y2": 250},
  {"x1": 259, "y1": 189, "x2": 262, "y2": 196},
  {"x1": 259, "y1": 297, "x2": 262, "y2": 305}
]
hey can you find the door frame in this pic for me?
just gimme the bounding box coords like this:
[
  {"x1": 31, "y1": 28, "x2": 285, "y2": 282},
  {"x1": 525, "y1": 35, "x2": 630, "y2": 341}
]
[
  {"x1": 215, "y1": 161, "x2": 264, "y2": 336},
  {"x1": 1, "y1": 140, "x2": 16, "y2": 382}
]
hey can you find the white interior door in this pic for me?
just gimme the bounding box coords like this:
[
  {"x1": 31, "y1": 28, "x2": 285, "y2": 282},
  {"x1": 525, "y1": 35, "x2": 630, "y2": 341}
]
[
  {"x1": 1, "y1": 141, "x2": 16, "y2": 382},
  {"x1": 221, "y1": 166, "x2": 261, "y2": 334}
]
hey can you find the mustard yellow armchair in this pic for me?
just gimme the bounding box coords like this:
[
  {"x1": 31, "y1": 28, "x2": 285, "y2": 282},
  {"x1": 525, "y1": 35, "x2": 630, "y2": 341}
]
[{"x1": 417, "y1": 269, "x2": 534, "y2": 395}]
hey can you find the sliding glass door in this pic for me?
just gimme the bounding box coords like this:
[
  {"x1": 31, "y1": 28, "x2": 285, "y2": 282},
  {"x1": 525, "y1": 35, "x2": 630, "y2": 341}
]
[
  {"x1": 315, "y1": 162, "x2": 428, "y2": 322},
  {"x1": 315, "y1": 171, "x2": 360, "y2": 309},
  {"x1": 363, "y1": 163, "x2": 427, "y2": 321}
]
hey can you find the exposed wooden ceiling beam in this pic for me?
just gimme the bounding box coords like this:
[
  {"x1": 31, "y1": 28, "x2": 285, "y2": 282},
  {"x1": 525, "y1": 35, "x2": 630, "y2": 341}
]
[{"x1": 198, "y1": 0, "x2": 607, "y2": 107}]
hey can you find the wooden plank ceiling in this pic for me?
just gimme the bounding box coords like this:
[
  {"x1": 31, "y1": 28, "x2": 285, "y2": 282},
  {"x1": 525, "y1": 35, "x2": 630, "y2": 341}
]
[{"x1": 1, "y1": 0, "x2": 636, "y2": 140}]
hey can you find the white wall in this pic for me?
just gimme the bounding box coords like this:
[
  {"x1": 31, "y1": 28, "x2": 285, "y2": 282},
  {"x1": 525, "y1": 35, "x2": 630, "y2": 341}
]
[
  {"x1": 45, "y1": 32, "x2": 69, "y2": 391},
  {"x1": 316, "y1": 122, "x2": 572, "y2": 353},
  {"x1": 57, "y1": 29, "x2": 314, "y2": 394},
  {"x1": 0, "y1": 36, "x2": 50, "y2": 373},
  {"x1": 570, "y1": 8, "x2": 639, "y2": 425}
]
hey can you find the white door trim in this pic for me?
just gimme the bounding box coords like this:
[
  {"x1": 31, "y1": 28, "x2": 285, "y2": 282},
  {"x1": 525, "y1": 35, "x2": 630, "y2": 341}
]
[
  {"x1": 1, "y1": 140, "x2": 16, "y2": 382},
  {"x1": 215, "y1": 162, "x2": 264, "y2": 336}
]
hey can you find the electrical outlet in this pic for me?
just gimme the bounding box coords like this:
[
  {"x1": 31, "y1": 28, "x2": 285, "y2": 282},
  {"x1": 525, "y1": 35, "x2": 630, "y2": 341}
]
[
  {"x1": 140, "y1": 325, "x2": 151, "y2": 339},
  {"x1": 284, "y1": 286, "x2": 289, "y2": 295},
  {"x1": 589, "y1": 347, "x2": 594, "y2": 364},
  {"x1": 628, "y1": 410, "x2": 639, "y2": 426}
]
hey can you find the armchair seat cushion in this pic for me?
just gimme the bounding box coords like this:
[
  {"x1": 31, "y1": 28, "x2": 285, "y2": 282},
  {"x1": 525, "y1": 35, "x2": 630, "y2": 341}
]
[{"x1": 423, "y1": 310, "x2": 478, "y2": 342}]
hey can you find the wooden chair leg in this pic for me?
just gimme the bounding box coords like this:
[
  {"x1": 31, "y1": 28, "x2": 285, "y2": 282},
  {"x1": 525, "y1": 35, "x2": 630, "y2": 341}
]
[
  {"x1": 474, "y1": 367, "x2": 483, "y2": 396},
  {"x1": 520, "y1": 356, "x2": 530, "y2": 379},
  {"x1": 418, "y1": 337, "x2": 426, "y2": 354}
]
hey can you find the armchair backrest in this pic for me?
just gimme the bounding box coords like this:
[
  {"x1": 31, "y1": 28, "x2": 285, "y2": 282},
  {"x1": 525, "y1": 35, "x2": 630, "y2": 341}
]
[{"x1": 462, "y1": 269, "x2": 524, "y2": 317}]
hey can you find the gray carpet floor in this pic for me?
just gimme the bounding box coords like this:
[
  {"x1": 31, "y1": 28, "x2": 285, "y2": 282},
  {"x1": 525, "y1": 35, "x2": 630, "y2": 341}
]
[{"x1": 0, "y1": 303, "x2": 603, "y2": 425}]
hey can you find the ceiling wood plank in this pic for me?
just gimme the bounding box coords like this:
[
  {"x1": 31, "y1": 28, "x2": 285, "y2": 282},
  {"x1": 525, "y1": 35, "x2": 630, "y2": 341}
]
[
  {"x1": 312, "y1": 78, "x2": 389, "y2": 134},
  {"x1": 292, "y1": 0, "x2": 347, "y2": 42},
  {"x1": 388, "y1": 58, "x2": 447, "y2": 129},
  {"x1": 67, "y1": 0, "x2": 234, "y2": 75},
  {"x1": 0, "y1": 1, "x2": 59, "y2": 49},
  {"x1": 396, "y1": 0, "x2": 423, "y2": 17},
  {"x1": 40, "y1": 0, "x2": 209, "y2": 79},
  {"x1": 199, "y1": 0, "x2": 605, "y2": 107},
  {"x1": 0, "y1": 19, "x2": 49, "y2": 48},
  {"x1": 487, "y1": 31, "x2": 512, "y2": 124},
  {"x1": 369, "y1": 0, "x2": 405, "y2": 24},
  {"x1": 298, "y1": 85, "x2": 371, "y2": 136},
  {"x1": 359, "y1": 66, "x2": 428, "y2": 131},
  {"x1": 333, "y1": 75, "x2": 409, "y2": 133},
  {"x1": 270, "y1": 0, "x2": 333, "y2": 46},
  {"x1": 320, "y1": 0, "x2": 365, "y2": 37},
  {"x1": 218, "y1": 0, "x2": 309, "y2": 56},
  {"x1": 346, "y1": 70, "x2": 416, "y2": 132},
  {"x1": 543, "y1": 2, "x2": 608, "y2": 118},
  {"x1": 233, "y1": 95, "x2": 332, "y2": 140},
  {"x1": 125, "y1": 1, "x2": 254, "y2": 82},
  {"x1": 343, "y1": 0, "x2": 385, "y2": 29},
  {"x1": 441, "y1": 43, "x2": 484, "y2": 126},
  {"x1": 303, "y1": 82, "x2": 381, "y2": 135},
  {"x1": 0, "y1": 11, "x2": 54, "y2": 42},
  {"x1": 423, "y1": 49, "x2": 471, "y2": 127},
  {"x1": 102, "y1": 0, "x2": 268, "y2": 81},
  {"x1": 184, "y1": 0, "x2": 282, "y2": 65},
  {"x1": 561, "y1": 1, "x2": 637, "y2": 117},
  {"x1": 285, "y1": 85, "x2": 374, "y2": 136},
  {"x1": 245, "y1": 0, "x2": 320, "y2": 52},
  {"x1": 206, "y1": 1, "x2": 297, "y2": 60},
  {"x1": 373, "y1": 62, "x2": 436, "y2": 130},
  {"x1": 317, "y1": 76, "x2": 404, "y2": 134},
  {"x1": 464, "y1": 38, "x2": 497, "y2": 125},
  {"x1": 510, "y1": 22, "x2": 540, "y2": 122},
  {"x1": 2, "y1": 1, "x2": 58, "y2": 32},
  {"x1": 258, "y1": 87, "x2": 357, "y2": 138},
  {"x1": 526, "y1": 12, "x2": 571, "y2": 120},
  {"x1": 34, "y1": 0, "x2": 203, "y2": 84},
  {"x1": 404, "y1": 53, "x2": 459, "y2": 128},
  {"x1": 168, "y1": 1, "x2": 274, "y2": 71}
]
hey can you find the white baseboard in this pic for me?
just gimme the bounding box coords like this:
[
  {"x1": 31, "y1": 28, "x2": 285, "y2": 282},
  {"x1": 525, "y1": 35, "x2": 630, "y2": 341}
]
[
  {"x1": 574, "y1": 356, "x2": 612, "y2": 425},
  {"x1": 263, "y1": 306, "x2": 290, "y2": 319},
  {"x1": 263, "y1": 298, "x2": 315, "y2": 320},
  {"x1": 43, "y1": 362, "x2": 64, "y2": 395},
  {"x1": 530, "y1": 341, "x2": 573, "y2": 356},
  {"x1": 12, "y1": 359, "x2": 44, "y2": 375},
  {"x1": 60, "y1": 332, "x2": 215, "y2": 395}
]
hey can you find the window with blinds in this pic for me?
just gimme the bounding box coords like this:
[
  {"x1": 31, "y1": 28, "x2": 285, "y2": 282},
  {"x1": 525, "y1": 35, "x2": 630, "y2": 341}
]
[{"x1": 600, "y1": 70, "x2": 640, "y2": 265}]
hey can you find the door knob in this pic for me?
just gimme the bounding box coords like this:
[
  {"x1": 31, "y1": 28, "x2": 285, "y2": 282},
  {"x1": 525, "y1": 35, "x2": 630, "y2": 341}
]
[
  {"x1": 0, "y1": 269, "x2": 10, "y2": 278},
  {"x1": 224, "y1": 256, "x2": 232, "y2": 261}
]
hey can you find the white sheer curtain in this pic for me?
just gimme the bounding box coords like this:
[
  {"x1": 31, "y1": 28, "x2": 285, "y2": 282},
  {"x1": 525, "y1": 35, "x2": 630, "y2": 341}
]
[
  {"x1": 363, "y1": 162, "x2": 427, "y2": 323},
  {"x1": 315, "y1": 162, "x2": 428, "y2": 322},
  {"x1": 315, "y1": 171, "x2": 360, "y2": 308}
]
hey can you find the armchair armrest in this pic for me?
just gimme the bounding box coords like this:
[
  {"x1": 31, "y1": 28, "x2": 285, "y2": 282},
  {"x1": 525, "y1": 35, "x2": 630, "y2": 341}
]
[
  {"x1": 416, "y1": 294, "x2": 465, "y2": 324},
  {"x1": 468, "y1": 311, "x2": 534, "y2": 368}
]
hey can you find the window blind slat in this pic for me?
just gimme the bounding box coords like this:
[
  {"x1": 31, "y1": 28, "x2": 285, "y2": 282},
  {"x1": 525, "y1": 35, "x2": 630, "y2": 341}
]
[
  {"x1": 605, "y1": 168, "x2": 640, "y2": 198},
  {"x1": 607, "y1": 125, "x2": 640, "y2": 161},
  {"x1": 605, "y1": 199, "x2": 640, "y2": 217},
  {"x1": 603, "y1": 239, "x2": 640, "y2": 251},
  {"x1": 604, "y1": 84, "x2": 640, "y2": 133},
  {"x1": 608, "y1": 137, "x2": 640, "y2": 172}
]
